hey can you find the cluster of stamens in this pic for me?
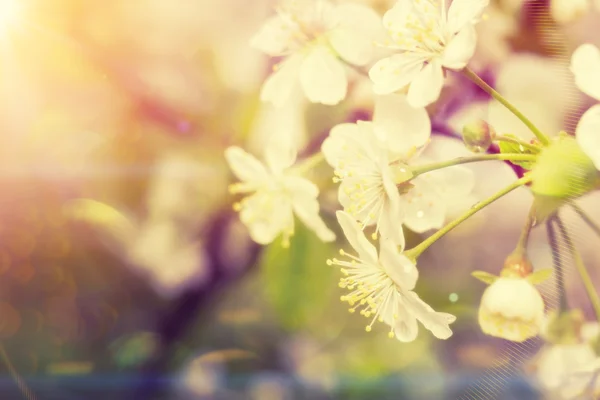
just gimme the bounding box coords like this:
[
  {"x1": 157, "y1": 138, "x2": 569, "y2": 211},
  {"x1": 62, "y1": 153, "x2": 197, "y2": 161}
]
[
  {"x1": 381, "y1": 0, "x2": 448, "y2": 54},
  {"x1": 229, "y1": 181, "x2": 295, "y2": 247},
  {"x1": 331, "y1": 148, "x2": 387, "y2": 240},
  {"x1": 327, "y1": 249, "x2": 400, "y2": 339}
]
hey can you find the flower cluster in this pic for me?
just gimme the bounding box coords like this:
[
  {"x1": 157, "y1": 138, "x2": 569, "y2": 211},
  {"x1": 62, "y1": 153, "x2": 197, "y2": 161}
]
[{"x1": 224, "y1": 1, "x2": 600, "y2": 391}]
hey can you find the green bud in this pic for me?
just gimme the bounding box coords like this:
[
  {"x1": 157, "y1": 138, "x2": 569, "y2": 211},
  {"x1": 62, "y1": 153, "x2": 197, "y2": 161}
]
[
  {"x1": 530, "y1": 136, "x2": 599, "y2": 200},
  {"x1": 462, "y1": 120, "x2": 495, "y2": 153}
]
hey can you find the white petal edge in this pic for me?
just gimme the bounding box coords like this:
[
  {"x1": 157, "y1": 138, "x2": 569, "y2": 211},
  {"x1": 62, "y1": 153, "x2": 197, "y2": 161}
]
[
  {"x1": 406, "y1": 61, "x2": 444, "y2": 108},
  {"x1": 442, "y1": 24, "x2": 478, "y2": 70},
  {"x1": 576, "y1": 104, "x2": 600, "y2": 170},
  {"x1": 299, "y1": 46, "x2": 347, "y2": 105},
  {"x1": 335, "y1": 210, "x2": 378, "y2": 264},
  {"x1": 571, "y1": 44, "x2": 600, "y2": 101},
  {"x1": 224, "y1": 147, "x2": 269, "y2": 182}
]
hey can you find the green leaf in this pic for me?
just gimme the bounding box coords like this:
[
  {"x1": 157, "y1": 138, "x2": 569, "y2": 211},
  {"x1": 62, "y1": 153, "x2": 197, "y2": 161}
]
[
  {"x1": 526, "y1": 268, "x2": 553, "y2": 285},
  {"x1": 63, "y1": 198, "x2": 136, "y2": 244},
  {"x1": 471, "y1": 271, "x2": 498, "y2": 285},
  {"x1": 260, "y1": 223, "x2": 336, "y2": 331},
  {"x1": 498, "y1": 134, "x2": 536, "y2": 169},
  {"x1": 110, "y1": 332, "x2": 159, "y2": 370}
]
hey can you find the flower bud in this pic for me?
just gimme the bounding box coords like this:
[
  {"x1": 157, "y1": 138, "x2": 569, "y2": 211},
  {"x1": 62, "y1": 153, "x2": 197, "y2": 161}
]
[
  {"x1": 531, "y1": 136, "x2": 599, "y2": 201},
  {"x1": 462, "y1": 120, "x2": 495, "y2": 153},
  {"x1": 478, "y1": 277, "x2": 545, "y2": 342}
]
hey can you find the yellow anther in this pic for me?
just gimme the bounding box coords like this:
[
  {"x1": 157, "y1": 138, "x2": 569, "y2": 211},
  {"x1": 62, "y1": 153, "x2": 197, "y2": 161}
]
[
  {"x1": 388, "y1": 332, "x2": 395, "y2": 339},
  {"x1": 365, "y1": 326, "x2": 372, "y2": 332}
]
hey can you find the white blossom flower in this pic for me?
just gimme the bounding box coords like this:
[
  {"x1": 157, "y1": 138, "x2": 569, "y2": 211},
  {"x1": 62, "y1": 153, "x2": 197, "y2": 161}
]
[
  {"x1": 328, "y1": 210, "x2": 456, "y2": 341},
  {"x1": 225, "y1": 136, "x2": 335, "y2": 246},
  {"x1": 374, "y1": 95, "x2": 475, "y2": 232},
  {"x1": 369, "y1": 0, "x2": 489, "y2": 107},
  {"x1": 251, "y1": 0, "x2": 383, "y2": 106},
  {"x1": 323, "y1": 95, "x2": 474, "y2": 237},
  {"x1": 321, "y1": 119, "x2": 406, "y2": 244},
  {"x1": 536, "y1": 343, "x2": 600, "y2": 399},
  {"x1": 571, "y1": 44, "x2": 600, "y2": 171},
  {"x1": 478, "y1": 277, "x2": 545, "y2": 342}
]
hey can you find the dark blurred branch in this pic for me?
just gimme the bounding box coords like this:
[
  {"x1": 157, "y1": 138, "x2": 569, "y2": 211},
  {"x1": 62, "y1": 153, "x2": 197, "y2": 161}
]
[
  {"x1": 131, "y1": 210, "x2": 261, "y2": 399},
  {"x1": 547, "y1": 216, "x2": 568, "y2": 312}
]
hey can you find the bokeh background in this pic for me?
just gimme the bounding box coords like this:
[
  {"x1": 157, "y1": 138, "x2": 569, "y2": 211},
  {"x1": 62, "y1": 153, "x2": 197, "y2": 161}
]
[{"x1": 0, "y1": 0, "x2": 599, "y2": 399}]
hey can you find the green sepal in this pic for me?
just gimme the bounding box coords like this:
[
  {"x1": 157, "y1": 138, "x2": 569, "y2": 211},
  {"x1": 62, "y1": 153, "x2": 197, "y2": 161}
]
[
  {"x1": 526, "y1": 268, "x2": 553, "y2": 285},
  {"x1": 498, "y1": 134, "x2": 536, "y2": 169},
  {"x1": 471, "y1": 271, "x2": 499, "y2": 285}
]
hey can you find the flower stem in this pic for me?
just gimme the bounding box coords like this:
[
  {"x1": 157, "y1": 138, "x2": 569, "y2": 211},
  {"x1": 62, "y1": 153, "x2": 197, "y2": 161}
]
[
  {"x1": 547, "y1": 217, "x2": 568, "y2": 312},
  {"x1": 463, "y1": 67, "x2": 550, "y2": 146},
  {"x1": 514, "y1": 204, "x2": 537, "y2": 256},
  {"x1": 570, "y1": 203, "x2": 600, "y2": 238},
  {"x1": 405, "y1": 175, "x2": 532, "y2": 260},
  {"x1": 494, "y1": 135, "x2": 541, "y2": 153},
  {"x1": 555, "y1": 217, "x2": 600, "y2": 322},
  {"x1": 409, "y1": 153, "x2": 536, "y2": 178},
  {"x1": 293, "y1": 151, "x2": 325, "y2": 174}
]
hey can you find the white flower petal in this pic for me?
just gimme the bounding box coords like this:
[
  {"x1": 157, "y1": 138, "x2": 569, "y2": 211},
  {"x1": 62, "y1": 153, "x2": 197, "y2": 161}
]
[
  {"x1": 406, "y1": 60, "x2": 444, "y2": 108},
  {"x1": 571, "y1": 44, "x2": 600, "y2": 101},
  {"x1": 373, "y1": 94, "x2": 431, "y2": 157},
  {"x1": 447, "y1": 0, "x2": 490, "y2": 34},
  {"x1": 393, "y1": 302, "x2": 419, "y2": 342},
  {"x1": 224, "y1": 147, "x2": 269, "y2": 182},
  {"x1": 576, "y1": 105, "x2": 600, "y2": 170},
  {"x1": 378, "y1": 166, "x2": 406, "y2": 245},
  {"x1": 261, "y1": 55, "x2": 303, "y2": 107},
  {"x1": 369, "y1": 54, "x2": 427, "y2": 96},
  {"x1": 378, "y1": 239, "x2": 418, "y2": 291},
  {"x1": 404, "y1": 291, "x2": 456, "y2": 339},
  {"x1": 382, "y1": 0, "x2": 412, "y2": 36},
  {"x1": 299, "y1": 47, "x2": 347, "y2": 105},
  {"x1": 321, "y1": 123, "x2": 360, "y2": 167},
  {"x1": 240, "y1": 192, "x2": 294, "y2": 245},
  {"x1": 336, "y1": 210, "x2": 378, "y2": 264},
  {"x1": 328, "y1": 4, "x2": 383, "y2": 66},
  {"x1": 250, "y1": 15, "x2": 296, "y2": 56},
  {"x1": 429, "y1": 165, "x2": 476, "y2": 196},
  {"x1": 402, "y1": 178, "x2": 446, "y2": 233},
  {"x1": 285, "y1": 175, "x2": 320, "y2": 199},
  {"x1": 264, "y1": 133, "x2": 298, "y2": 173},
  {"x1": 442, "y1": 24, "x2": 477, "y2": 70},
  {"x1": 292, "y1": 193, "x2": 335, "y2": 242}
]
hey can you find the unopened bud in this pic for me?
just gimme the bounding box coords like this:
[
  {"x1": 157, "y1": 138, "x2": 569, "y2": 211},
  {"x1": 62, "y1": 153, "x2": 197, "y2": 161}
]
[
  {"x1": 462, "y1": 120, "x2": 495, "y2": 153},
  {"x1": 530, "y1": 136, "x2": 599, "y2": 201}
]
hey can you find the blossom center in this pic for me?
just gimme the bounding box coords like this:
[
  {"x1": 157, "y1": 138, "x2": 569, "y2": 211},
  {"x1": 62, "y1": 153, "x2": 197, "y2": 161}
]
[
  {"x1": 328, "y1": 249, "x2": 400, "y2": 338},
  {"x1": 385, "y1": 0, "x2": 448, "y2": 54}
]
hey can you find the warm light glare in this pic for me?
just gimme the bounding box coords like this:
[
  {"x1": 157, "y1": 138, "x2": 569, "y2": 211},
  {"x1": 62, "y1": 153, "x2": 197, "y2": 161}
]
[{"x1": 0, "y1": 0, "x2": 22, "y2": 34}]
